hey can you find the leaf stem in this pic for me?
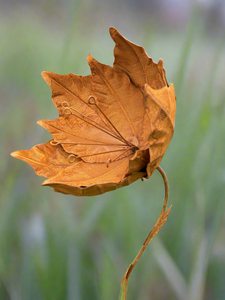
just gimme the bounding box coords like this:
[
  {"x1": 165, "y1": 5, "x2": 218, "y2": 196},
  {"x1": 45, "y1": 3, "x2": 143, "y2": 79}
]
[{"x1": 119, "y1": 166, "x2": 171, "y2": 300}]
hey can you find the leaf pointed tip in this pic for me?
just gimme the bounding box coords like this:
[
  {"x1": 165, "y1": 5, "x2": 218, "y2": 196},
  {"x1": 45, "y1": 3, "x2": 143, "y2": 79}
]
[
  {"x1": 41, "y1": 71, "x2": 47, "y2": 77},
  {"x1": 109, "y1": 26, "x2": 117, "y2": 36},
  {"x1": 87, "y1": 54, "x2": 99, "y2": 68},
  {"x1": 11, "y1": 151, "x2": 19, "y2": 158},
  {"x1": 158, "y1": 59, "x2": 164, "y2": 68},
  {"x1": 41, "y1": 71, "x2": 52, "y2": 85},
  {"x1": 10, "y1": 150, "x2": 26, "y2": 160},
  {"x1": 87, "y1": 53, "x2": 94, "y2": 64},
  {"x1": 37, "y1": 120, "x2": 46, "y2": 128},
  {"x1": 42, "y1": 179, "x2": 49, "y2": 186}
]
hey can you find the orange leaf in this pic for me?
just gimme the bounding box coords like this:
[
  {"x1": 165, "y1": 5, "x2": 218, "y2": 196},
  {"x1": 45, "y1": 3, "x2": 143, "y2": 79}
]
[{"x1": 11, "y1": 27, "x2": 176, "y2": 196}]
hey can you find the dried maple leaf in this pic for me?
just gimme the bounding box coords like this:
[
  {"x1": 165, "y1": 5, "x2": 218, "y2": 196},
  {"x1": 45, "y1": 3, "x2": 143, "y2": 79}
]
[{"x1": 11, "y1": 27, "x2": 176, "y2": 197}]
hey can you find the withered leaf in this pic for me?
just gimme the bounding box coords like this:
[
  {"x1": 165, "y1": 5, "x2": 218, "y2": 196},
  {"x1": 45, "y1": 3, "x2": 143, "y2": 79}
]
[{"x1": 11, "y1": 27, "x2": 176, "y2": 196}]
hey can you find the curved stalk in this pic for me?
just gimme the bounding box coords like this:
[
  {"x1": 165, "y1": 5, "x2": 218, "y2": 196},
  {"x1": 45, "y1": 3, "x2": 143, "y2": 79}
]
[{"x1": 119, "y1": 166, "x2": 171, "y2": 300}]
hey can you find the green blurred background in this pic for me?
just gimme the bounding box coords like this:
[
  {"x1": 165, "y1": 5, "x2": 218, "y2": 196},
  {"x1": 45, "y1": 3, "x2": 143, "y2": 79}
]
[{"x1": 1, "y1": 1, "x2": 225, "y2": 299}]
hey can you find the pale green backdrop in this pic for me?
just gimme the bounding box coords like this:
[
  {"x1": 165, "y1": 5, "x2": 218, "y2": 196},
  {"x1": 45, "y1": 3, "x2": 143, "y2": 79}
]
[{"x1": 1, "y1": 1, "x2": 225, "y2": 299}]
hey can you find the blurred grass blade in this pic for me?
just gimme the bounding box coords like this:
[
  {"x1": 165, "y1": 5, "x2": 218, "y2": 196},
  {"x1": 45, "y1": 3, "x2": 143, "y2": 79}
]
[
  {"x1": 174, "y1": 5, "x2": 200, "y2": 96},
  {"x1": 118, "y1": 280, "x2": 126, "y2": 300},
  {"x1": 59, "y1": 0, "x2": 83, "y2": 71},
  {"x1": 152, "y1": 237, "x2": 187, "y2": 300},
  {"x1": 187, "y1": 237, "x2": 208, "y2": 300},
  {"x1": 187, "y1": 196, "x2": 225, "y2": 300}
]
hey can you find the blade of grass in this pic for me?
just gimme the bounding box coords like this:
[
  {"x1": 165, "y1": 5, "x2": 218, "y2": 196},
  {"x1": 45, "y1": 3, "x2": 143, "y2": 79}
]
[
  {"x1": 59, "y1": 0, "x2": 83, "y2": 71},
  {"x1": 187, "y1": 36, "x2": 225, "y2": 300},
  {"x1": 174, "y1": 5, "x2": 201, "y2": 96},
  {"x1": 152, "y1": 237, "x2": 188, "y2": 300},
  {"x1": 118, "y1": 280, "x2": 126, "y2": 300}
]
